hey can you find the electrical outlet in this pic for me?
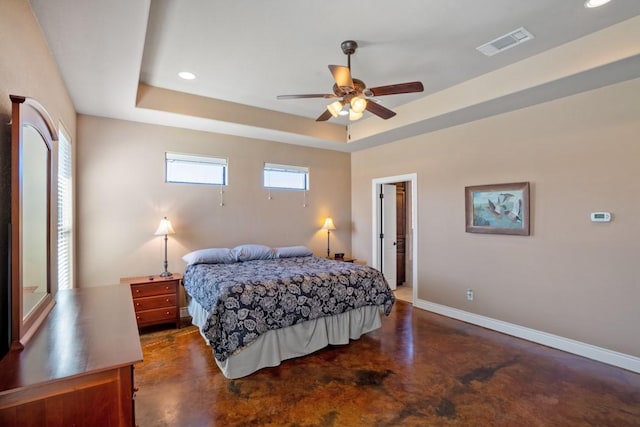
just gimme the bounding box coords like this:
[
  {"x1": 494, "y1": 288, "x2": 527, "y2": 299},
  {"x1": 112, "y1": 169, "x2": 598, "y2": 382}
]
[{"x1": 466, "y1": 289, "x2": 474, "y2": 301}]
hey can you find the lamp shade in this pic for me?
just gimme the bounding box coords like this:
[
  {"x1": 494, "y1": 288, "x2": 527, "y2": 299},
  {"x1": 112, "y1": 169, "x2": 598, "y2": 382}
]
[
  {"x1": 349, "y1": 109, "x2": 363, "y2": 121},
  {"x1": 322, "y1": 217, "x2": 336, "y2": 231},
  {"x1": 154, "y1": 217, "x2": 176, "y2": 236},
  {"x1": 326, "y1": 101, "x2": 343, "y2": 118},
  {"x1": 350, "y1": 96, "x2": 367, "y2": 113}
]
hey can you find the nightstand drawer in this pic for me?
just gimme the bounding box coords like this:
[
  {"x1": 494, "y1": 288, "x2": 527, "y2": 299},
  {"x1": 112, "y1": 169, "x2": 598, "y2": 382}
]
[
  {"x1": 121, "y1": 273, "x2": 182, "y2": 329},
  {"x1": 133, "y1": 294, "x2": 177, "y2": 312},
  {"x1": 135, "y1": 307, "x2": 178, "y2": 326},
  {"x1": 130, "y1": 281, "x2": 176, "y2": 298}
]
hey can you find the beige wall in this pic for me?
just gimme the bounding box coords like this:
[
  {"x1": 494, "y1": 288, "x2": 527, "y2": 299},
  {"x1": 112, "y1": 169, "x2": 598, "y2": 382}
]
[
  {"x1": 76, "y1": 115, "x2": 351, "y2": 286},
  {"x1": 0, "y1": 0, "x2": 76, "y2": 138},
  {"x1": 352, "y1": 78, "x2": 640, "y2": 358},
  {"x1": 0, "y1": 0, "x2": 77, "y2": 295}
]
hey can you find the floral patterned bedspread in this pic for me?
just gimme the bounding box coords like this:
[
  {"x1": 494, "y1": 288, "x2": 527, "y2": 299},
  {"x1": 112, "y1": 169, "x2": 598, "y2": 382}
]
[{"x1": 183, "y1": 256, "x2": 395, "y2": 362}]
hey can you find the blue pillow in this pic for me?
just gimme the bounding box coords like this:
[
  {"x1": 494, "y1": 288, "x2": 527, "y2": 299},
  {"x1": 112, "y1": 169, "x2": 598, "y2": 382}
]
[
  {"x1": 275, "y1": 246, "x2": 313, "y2": 258},
  {"x1": 233, "y1": 244, "x2": 276, "y2": 262},
  {"x1": 182, "y1": 248, "x2": 236, "y2": 265}
]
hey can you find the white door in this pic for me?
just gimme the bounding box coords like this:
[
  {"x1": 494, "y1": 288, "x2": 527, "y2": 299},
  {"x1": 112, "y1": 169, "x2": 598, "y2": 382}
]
[{"x1": 382, "y1": 184, "x2": 397, "y2": 289}]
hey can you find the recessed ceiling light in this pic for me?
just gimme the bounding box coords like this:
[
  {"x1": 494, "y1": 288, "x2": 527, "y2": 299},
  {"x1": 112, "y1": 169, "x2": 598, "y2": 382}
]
[
  {"x1": 178, "y1": 71, "x2": 196, "y2": 80},
  {"x1": 584, "y1": 0, "x2": 612, "y2": 8}
]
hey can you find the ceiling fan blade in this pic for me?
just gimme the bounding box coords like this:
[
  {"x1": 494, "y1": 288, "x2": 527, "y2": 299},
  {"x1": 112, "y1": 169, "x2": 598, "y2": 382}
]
[
  {"x1": 328, "y1": 65, "x2": 354, "y2": 91},
  {"x1": 365, "y1": 101, "x2": 396, "y2": 120},
  {"x1": 277, "y1": 94, "x2": 337, "y2": 100},
  {"x1": 316, "y1": 109, "x2": 333, "y2": 122},
  {"x1": 368, "y1": 81, "x2": 424, "y2": 97}
]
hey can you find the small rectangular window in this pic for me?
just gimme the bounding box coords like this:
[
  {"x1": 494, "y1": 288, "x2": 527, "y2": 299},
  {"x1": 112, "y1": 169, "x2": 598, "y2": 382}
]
[
  {"x1": 264, "y1": 163, "x2": 309, "y2": 190},
  {"x1": 166, "y1": 152, "x2": 227, "y2": 185}
]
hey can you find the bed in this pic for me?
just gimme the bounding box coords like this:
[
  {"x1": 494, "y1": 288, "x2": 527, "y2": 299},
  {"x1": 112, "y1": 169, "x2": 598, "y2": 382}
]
[{"x1": 182, "y1": 244, "x2": 395, "y2": 379}]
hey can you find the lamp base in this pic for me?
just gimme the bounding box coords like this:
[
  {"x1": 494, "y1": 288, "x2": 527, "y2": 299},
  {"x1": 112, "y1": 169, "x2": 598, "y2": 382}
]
[{"x1": 159, "y1": 271, "x2": 173, "y2": 278}]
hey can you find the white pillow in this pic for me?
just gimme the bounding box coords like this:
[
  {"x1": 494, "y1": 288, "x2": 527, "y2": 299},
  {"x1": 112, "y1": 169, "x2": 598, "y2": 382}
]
[
  {"x1": 233, "y1": 244, "x2": 276, "y2": 262},
  {"x1": 275, "y1": 246, "x2": 313, "y2": 258},
  {"x1": 182, "y1": 248, "x2": 236, "y2": 265}
]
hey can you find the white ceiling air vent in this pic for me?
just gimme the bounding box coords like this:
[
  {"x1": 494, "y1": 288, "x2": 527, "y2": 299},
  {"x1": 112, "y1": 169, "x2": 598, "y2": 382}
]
[{"x1": 476, "y1": 27, "x2": 534, "y2": 57}]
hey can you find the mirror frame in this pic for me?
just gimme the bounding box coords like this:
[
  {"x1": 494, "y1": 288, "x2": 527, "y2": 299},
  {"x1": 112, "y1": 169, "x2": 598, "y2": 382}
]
[{"x1": 10, "y1": 95, "x2": 57, "y2": 350}]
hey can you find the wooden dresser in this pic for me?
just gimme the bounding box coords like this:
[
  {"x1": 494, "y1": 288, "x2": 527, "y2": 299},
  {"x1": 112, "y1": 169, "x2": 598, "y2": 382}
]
[
  {"x1": 120, "y1": 274, "x2": 182, "y2": 329},
  {"x1": 0, "y1": 285, "x2": 143, "y2": 426}
]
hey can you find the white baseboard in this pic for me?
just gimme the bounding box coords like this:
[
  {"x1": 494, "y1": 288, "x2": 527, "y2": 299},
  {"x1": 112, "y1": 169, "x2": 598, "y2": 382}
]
[{"x1": 414, "y1": 298, "x2": 640, "y2": 374}]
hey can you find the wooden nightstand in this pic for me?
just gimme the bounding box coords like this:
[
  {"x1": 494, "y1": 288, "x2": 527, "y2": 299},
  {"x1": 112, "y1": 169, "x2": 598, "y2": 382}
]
[
  {"x1": 335, "y1": 257, "x2": 356, "y2": 263},
  {"x1": 120, "y1": 273, "x2": 182, "y2": 329}
]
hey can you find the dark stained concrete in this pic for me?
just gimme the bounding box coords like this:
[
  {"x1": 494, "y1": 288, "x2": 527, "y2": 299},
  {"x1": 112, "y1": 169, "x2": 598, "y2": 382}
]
[{"x1": 135, "y1": 301, "x2": 640, "y2": 426}]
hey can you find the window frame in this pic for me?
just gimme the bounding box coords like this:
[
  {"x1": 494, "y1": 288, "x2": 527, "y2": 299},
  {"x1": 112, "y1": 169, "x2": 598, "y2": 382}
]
[
  {"x1": 263, "y1": 162, "x2": 309, "y2": 191},
  {"x1": 165, "y1": 152, "x2": 228, "y2": 186}
]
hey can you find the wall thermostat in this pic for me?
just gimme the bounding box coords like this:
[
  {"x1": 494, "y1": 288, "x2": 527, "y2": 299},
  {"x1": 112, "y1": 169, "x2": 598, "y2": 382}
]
[{"x1": 590, "y1": 212, "x2": 611, "y2": 222}]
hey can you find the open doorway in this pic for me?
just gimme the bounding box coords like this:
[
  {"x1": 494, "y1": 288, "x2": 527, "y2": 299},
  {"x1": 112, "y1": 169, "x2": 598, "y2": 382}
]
[{"x1": 371, "y1": 174, "x2": 418, "y2": 304}]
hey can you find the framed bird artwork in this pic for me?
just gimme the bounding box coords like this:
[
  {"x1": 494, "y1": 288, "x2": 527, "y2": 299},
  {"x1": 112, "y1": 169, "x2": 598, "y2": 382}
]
[{"x1": 465, "y1": 182, "x2": 530, "y2": 235}]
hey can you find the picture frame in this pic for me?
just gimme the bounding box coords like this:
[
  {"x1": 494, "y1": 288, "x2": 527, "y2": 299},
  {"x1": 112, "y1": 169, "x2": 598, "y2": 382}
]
[{"x1": 465, "y1": 182, "x2": 530, "y2": 235}]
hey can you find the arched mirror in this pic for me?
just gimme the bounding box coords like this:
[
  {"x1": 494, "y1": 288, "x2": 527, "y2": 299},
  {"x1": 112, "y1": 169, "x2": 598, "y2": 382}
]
[{"x1": 10, "y1": 95, "x2": 56, "y2": 350}]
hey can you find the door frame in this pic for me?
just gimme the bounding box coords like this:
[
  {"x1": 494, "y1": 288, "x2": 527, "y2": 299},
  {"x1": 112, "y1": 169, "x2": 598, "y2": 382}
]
[
  {"x1": 381, "y1": 183, "x2": 397, "y2": 290},
  {"x1": 371, "y1": 173, "x2": 418, "y2": 303}
]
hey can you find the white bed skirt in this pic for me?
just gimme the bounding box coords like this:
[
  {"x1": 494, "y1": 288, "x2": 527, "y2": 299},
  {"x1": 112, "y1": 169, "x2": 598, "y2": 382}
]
[{"x1": 188, "y1": 298, "x2": 383, "y2": 379}]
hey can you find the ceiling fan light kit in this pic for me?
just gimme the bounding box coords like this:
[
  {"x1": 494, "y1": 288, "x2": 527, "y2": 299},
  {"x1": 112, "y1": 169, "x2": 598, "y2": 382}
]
[{"x1": 277, "y1": 40, "x2": 424, "y2": 122}]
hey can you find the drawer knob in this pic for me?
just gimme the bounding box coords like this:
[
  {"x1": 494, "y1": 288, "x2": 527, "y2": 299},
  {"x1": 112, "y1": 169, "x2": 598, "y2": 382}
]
[
  {"x1": 166, "y1": 298, "x2": 169, "y2": 302},
  {"x1": 166, "y1": 311, "x2": 170, "y2": 315},
  {"x1": 136, "y1": 316, "x2": 140, "y2": 319},
  {"x1": 136, "y1": 289, "x2": 140, "y2": 293},
  {"x1": 165, "y1": 286, "x2": 170, "y2": 290}
]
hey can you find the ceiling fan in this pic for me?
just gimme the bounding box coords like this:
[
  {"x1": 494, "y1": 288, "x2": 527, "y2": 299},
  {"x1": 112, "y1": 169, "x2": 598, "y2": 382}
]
[{"x1": 277, "y1": 40, "x2": 424, "y2": 122}]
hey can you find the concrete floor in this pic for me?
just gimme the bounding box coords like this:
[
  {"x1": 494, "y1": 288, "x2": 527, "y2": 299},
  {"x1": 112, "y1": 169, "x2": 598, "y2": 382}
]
[
  {"x1": 135, "y1": 301, "x2": 640, "y2": 426},
  {"x1": 394, "y1": 283, "x2": 412, "y2": 303}
]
